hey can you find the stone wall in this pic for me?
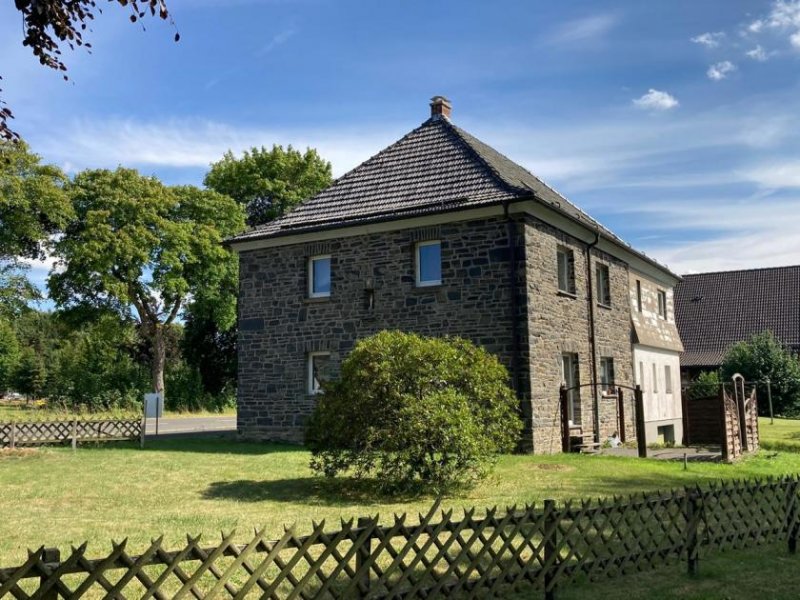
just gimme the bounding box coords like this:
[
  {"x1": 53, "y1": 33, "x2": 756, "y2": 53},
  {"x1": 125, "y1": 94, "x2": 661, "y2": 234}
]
[
  {"x1": 237, "y1": 217, "x2": 528, "y2": 445},
  {"x1": 238, "y1": 213, "x2": 639, "y2": 453},
  {"x1": 523, "y1": 217, "x2": 635, "y2": 453}
]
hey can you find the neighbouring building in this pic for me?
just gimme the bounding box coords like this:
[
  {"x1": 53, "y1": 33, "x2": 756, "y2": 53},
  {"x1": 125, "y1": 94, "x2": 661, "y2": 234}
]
[
  {"x1": 227, "y1": 97, "x2": 684, "y2": 454},
  {"x1": 675, "y1": 265, "x2": 800, "y2": 380}
]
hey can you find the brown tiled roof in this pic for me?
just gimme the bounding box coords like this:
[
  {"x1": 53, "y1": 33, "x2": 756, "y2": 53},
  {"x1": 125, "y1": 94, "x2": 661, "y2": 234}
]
[
  {"x1": 227, "y1": 114, "x2": 675, "y2": 277},
  {"x1": 674, "y1": 265, "x2": 800, "y2": 368}
]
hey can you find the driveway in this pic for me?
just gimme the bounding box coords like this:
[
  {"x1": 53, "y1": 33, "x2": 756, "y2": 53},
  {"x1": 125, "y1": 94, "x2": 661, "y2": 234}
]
[{"x1": 144, "y1": 416, "x2": 236, "y2": 438}]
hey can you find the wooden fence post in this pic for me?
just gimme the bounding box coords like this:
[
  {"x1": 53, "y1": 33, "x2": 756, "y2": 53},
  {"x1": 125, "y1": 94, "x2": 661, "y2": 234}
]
[
  {"x1": 787, "y1": 478, "x2": 799, "y2": 555},
  {"x1": 559, "y1": 385, "x2": 571, "y2": 454},
  {"x1": 634, "y1": 385, "x2": 646, "y2": 458},
  {"x1": 543, "y1": 498, "x2": 559, "y2": 600},
  {"x1": 40, "y1": 547, "x2": 60, "y2": 599},
  {"x1": 71, "y1": 420, "x2": 77, "y2": 451},
  {"x1": 10, "y1": 422, "x2": 16, "y2": 449},
  {"x1": 616, "y1": 388, "x2": 626, "y2": 443},
  {"x1": 718, "y1": 385, "x2": 730, "y2": 462},
  {"x1": 356, "y1": 516, "x2": 373, "y2": 597},
  {"x1": 685, "y1": 492, "x2": 700, "y2": 575}
]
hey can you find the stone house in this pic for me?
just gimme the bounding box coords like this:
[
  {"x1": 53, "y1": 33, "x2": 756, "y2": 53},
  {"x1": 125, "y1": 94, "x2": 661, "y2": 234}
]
[{"x1": 227, "y1": 97, "x2": 683, "y2": 454}]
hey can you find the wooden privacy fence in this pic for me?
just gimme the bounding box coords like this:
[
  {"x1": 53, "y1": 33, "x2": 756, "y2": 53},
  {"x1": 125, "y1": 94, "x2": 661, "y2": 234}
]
[
  {"x1": 0, "y1": 417, "x2": 144, "y2": 449},
  {"x1": 1, "y1": 476, "x2": 798, "y2": 599},
  {"x1": 682, "y1": 383, "x2": 759, "y2": 460}
]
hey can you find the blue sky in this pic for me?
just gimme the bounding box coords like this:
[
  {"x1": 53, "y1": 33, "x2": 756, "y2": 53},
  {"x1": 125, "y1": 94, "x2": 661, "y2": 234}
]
[{"x1": 3, "y1": 0, "x2": 800, "y2": 288}]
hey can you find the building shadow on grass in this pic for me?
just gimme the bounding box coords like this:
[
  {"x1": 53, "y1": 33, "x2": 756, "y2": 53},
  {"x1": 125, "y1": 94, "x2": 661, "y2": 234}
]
[
  {"x1": 202, "y1": 477, "x2": 431, "y2": 507},
  {"x1": 88, "y1": 438, "x2": 306, "y2": 456}
]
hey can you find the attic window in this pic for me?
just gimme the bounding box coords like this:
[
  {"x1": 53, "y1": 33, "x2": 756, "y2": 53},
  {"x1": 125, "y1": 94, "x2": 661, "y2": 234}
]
[
  {"x1": 308, "y1": 255, "x2": 331, "y2": 298},
  {"x1": 657, "y1": 290, "x2": 667, "y2": 319}
]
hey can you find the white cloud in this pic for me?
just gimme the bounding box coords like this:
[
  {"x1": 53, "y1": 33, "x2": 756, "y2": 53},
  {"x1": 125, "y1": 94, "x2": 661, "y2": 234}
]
[
  {"x1": 632, "y1": 89, "x2": 679, "y2": 111},
  {"x1": 707, "y1": 60, "x2": 736, "y2": 80},
  {"x1": 32, "y1": 118, "x2": 406, "y2": 177},
  {"x1": 691, "y1": 31, "x2": 725, "y2": 47},
  {"x1": 746, "y1": 0, "x2": 800, "y2": 50},
  {"x1": 548, "y1": 14, "x2": 617, "y2": 44},
  {"x1": 741, "y1": 161, "x2": 800, "y2": 188},
  {"x1": 745, "y1": 45, "x2": 770, "y2": 60},
  {"x1": 256, "y1": 28, "x2": 297, "y2": 57}
]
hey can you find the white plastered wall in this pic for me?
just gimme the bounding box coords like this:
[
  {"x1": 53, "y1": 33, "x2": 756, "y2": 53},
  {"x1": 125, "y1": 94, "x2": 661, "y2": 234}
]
[{"x1": 633, "y1": 345, "x2": 683, "y2": 444}]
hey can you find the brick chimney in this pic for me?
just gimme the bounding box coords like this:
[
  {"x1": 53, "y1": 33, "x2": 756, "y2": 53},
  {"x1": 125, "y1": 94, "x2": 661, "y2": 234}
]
[{"x1": 430, "y1": 96, "x2": 452, "y2": 120}]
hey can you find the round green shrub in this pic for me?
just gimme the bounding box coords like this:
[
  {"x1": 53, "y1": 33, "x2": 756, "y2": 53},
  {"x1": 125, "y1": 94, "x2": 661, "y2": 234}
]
[{"x1": 306, "y1": 330, "x2": 522, "y2": 494}]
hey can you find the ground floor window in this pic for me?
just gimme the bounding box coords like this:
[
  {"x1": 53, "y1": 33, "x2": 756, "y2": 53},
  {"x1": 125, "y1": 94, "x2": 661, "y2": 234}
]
[
  {"x1": 561, "y1": 353, "x2": 580, "y2": 425},
  {"x1": 307, "y1": 352, "x2": 331, "y2": 395},
  {"x1": 600, "y1": 357, "x2": 615, "y2": 394}
]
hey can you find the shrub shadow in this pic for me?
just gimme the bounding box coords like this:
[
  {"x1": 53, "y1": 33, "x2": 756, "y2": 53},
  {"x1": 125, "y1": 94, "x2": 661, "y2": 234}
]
[{"x1": 202, "y1": 477, "x2": 435, "y2": 506}]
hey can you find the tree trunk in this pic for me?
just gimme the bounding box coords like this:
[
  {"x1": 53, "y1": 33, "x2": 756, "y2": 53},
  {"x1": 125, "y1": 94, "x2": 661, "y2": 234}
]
[{"x1": 151, "y1": 326, "x2": 166, "y2": 398}]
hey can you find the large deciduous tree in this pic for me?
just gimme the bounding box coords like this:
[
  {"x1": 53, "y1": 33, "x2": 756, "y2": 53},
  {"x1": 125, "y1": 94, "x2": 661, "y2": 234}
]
[
  {"x1": 204, "y1": 145, "x2": 332, "y2": 226},
  {"x1": 0, "y1": 140, "x2": 71, "y2": 260},
  {"x1": 3, "y1": 1, "x2": 174, "y2": 141},
  {"x1": 48, "y1": 168, "x2": 245, "y2": 399}
]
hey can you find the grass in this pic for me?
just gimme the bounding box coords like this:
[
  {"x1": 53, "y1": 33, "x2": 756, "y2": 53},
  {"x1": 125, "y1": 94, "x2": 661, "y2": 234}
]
[
  {"x1": 0, "y1": 400, "x2": 235, "y2": 422},
  {"x1": 760, "y1": 416, "x2": 800, "y2": 452},
  {"x1": 2, "y1": 437, "x2": 800, "y2": 568},
  {"x1": 527, "y1": 542, "x2": 800, "y2": 600}
]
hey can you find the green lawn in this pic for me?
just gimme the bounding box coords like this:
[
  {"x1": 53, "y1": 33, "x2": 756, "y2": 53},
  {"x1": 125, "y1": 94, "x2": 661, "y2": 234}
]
[
  {"x1": 538, "y1": 542, "x2": 800, "y2": 600},
  {"x1": 0, "y1": 401, "x2": 235, "y2": 421},
  {"x1": 760, "y1": 416, "x2": 800, "y2": 452},
  {"x1": 2, "y1": 437, "x2": 800, "y2": 570}
]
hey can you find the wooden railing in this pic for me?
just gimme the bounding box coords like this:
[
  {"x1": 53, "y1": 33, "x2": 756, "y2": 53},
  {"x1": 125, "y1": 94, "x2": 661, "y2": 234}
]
[
  {"x1": 0, "y1": 475, "x2": 798, "y2": 598},
  {"x1": 0, "y1": 417, "x2": 144, "y2": 449}
]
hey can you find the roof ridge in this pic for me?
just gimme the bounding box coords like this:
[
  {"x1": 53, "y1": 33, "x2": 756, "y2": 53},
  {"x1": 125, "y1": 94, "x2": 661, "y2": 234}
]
[{"x1": 681, "y1": 264, "x2": 800, "y2": 277}]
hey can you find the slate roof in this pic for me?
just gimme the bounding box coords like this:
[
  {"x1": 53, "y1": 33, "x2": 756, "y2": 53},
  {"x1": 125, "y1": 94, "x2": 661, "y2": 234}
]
[
  {"x1": 227, "y1": 112, "x2": 674, "y2": 277},
  {"x1": 674, "y1": 265, "x2": 800, "y2": 367}
]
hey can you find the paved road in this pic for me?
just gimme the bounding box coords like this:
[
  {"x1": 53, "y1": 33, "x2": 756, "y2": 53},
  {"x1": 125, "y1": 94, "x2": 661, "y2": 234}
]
[{"x1": 144, "y1": 416, "x2": 236, "y2": 437}]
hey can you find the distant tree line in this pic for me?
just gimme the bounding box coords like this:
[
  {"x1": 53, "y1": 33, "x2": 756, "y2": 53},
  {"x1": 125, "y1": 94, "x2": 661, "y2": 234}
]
[{"x1": 0, "y1": 139, "x2": 332, "y2": 412}]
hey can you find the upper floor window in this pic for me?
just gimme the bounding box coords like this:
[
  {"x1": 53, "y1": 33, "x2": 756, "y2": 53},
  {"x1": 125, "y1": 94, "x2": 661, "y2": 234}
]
[
  {"x1": 665, "y1": 365, "x2": 673, "y2": 394},
  {"x1": 416, "y1": 240, "x2": 442, "y2": 287},
  {"x1": 657, "y1": 290, "x2": 667, "y2": 319},
  {"x1": 600, "y1": 357, "x2": 615, "y2": 394},
  {"x1": 636, "y1": 280, "x2": 643, "y2": 312},
  {"x1": 596, "y1": 263, "x2": 611, "y2": 306},
  {"x1": 557, "y1": 247, "x2": 576, "y2": 295},
  {"x1": 308, "y1": 255, "x2": 331, "y2": 298}
]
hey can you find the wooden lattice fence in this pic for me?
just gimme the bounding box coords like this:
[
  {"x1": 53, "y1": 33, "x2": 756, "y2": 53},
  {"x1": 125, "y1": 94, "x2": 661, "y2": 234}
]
[
  {"x1": 1, "y1": 476, "x2": 798, "y2": 599},
  {"x1": 0, "y1": 417, "x2": 144, "y2": 449}
]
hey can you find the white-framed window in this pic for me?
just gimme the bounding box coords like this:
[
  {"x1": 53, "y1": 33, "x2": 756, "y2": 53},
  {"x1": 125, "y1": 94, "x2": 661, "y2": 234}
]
[
  {"x1": 561, "y1": 353, "x2": 580, "y2": 425},
  {"x1": 415, "y1": 240, "x2": 442, "y2": 286},
  {"x1": 596, "y1": 263, "x2": 611, "y2": 306},
  {"x1": 657, "y1": 289, "x2": 667, "y2": 319},
  {"x1": 557, "y1": 246, "x2": 575, "y2": 294},
  {"x1": 636, "y1": 280, "x2": 643, "y2": 312},
  {"x1": 665, "y1": 365, "x2": 673, "y2": 394},
  {"x1": 652, "y1": 363, "x2": 659, "y2": 393},
  {"x1": 307, "y1": 352, "x2": 331, "y2": 395},
  {"x1": 308, "y1": 255, "x2": 331, "y2": 298},
  {"x1": 600, "y1": 357, "x2": 615, "y2": 394}
]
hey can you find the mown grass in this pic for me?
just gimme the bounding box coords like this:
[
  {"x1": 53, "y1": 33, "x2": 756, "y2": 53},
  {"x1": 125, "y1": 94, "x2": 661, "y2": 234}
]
[
  {"x1": 0, "y1": 400, "x2": 235, "y2": 422},
  {"x1": 2, "y1": 437, "x2": 800, "y2": 568},
  {"x1": 534, "y1": 542, "x2": 800, "y2": 600},
  {"x1": 760, "y1": 416, "x2": 800, "y2": 452}
]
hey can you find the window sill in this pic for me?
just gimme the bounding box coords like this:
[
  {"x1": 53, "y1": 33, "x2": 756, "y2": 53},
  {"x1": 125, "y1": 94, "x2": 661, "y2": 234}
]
[
  {"x1": 304, "y1": 296, "x2": 331, "y2": 304},
  {"x1": 411, "y1": 284, "x2": 444, "y2": 294},
  {"x1": 597, "y1": 303, "x2": 612, "y2": 310},
  {"x1": 557, "y1": 290, "x2": 578, "y2": 299}
]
